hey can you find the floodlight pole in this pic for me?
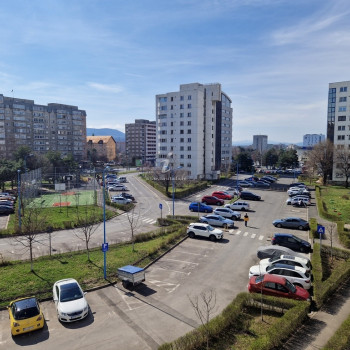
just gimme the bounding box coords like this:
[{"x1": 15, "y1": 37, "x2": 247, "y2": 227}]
[
  {"x1": 103, "y1": 167, "x2": 107, "y2": 279},
  {"x1": 17, "y1": 169, "x2": 21, "y2": 231}
]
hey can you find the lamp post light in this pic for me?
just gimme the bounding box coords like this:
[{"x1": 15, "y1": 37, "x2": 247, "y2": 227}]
[{"x1": 17, "y1": 169, "x2": 21, "y2": 231}]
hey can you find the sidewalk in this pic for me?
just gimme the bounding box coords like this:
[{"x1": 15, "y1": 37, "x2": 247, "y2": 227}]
[{"x1": 282, "y1": 191, "x2": 350, "y2": 349}]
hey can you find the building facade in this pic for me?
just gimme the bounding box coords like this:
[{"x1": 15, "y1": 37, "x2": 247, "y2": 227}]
[
  {"x1": 303, "y1": 134, "x2": 325, "y2": 148},
  {"x1": 155, "y1": 83, "x2": 232, "y2": 180},
  {"x1": 86, "y1": 136, "x2": 116, "y2": 162},
  {"x1": 327, "y1": 81, "x2": 350, "y2": 181},
  {"x1": 125, "y1": 119, "x2": 156, "y2": 166},
  {"x1": 0, "y1": 94, "x2": 86, "y2": 160},
  {"x1": 252, "y1": 135, "x2": 268, "y2": 152}
]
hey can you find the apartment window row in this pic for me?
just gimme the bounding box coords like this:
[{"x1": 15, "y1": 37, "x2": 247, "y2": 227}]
[
  {"x1": 340, "y1": 86, "x2": 348, "y2": 92},
  {"x1": 339, "y1": 97, "x2": 347, "y2": 102},
  {"x1": 339, "y1": 107, "x2": 347, "y2": 112},
  {"x1": 338, "y1": 115, "x2": 347, "y2": 121}
]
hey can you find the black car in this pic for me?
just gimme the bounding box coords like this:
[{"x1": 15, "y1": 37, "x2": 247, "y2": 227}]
[
  {"x1": 240, "y1": 191, "x2": 261, "y2": 201},
  {"x1": 271, "y1": 233, "x2": 311, "y2": 253},
  {"x1": 120, "y1": 192, "x2": 135, "y2": 201},
  {"x1": 0, "y1": 205, "x2": 14, "y2": 215}
]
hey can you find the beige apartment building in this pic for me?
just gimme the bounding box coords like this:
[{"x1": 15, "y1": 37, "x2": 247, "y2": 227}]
[
  {"x1": 86, "y1": 136, "x2": 117, "y2": 162},
  {"x1": 0, "y1": 94, "x2": 86, "y2": 160}
]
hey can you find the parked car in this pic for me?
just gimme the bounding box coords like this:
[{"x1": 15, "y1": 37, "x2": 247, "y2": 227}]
[
  {"x1": 117, "y1": 176, "x2": 127, "y2": 183},
  {"x1": 187, "y1": 223, "x2": 223, "y2": 241},
  {"x1": 288, "y1": 182, "x2": 305, "y2": 188},
  {"x1": 286, "y1": 196, "x2": 310, "y2": 205},
  {"x1": 111, "y1": 196, "x2": 132, "y2": 205},
  {"x1": 211, "y1": 191, "x2": 233, "y2": 200},
  {"x1": 271, "y1": 233, "x2": 312, "y2": 253},
  {"x1": 248, "y1": 274, "x2": 311, "y2": 301},
  {"x1": 108, "y1": 184, "x2": 128, "y2": 191},
  {"x1": 214, "y1": 207, "x2": 241, "y2": 220},
  {"x1": 237, "y1": 180, "x2": 254, "y2": 187},
  {"x1": 248, "y1": 263, "x2": 311, "y2": 289},
  {"x1": 189, "y1": 202, "x2": 213, "y2": 213},
  {"x1": 225, "y1": 188, "x2": 240, "y2": 196},
  {"x1": 272, "y1": 217, "x2": 310, "y2": 230},
  {"x1": 288, "y1": 189, "x2": 311, "y2": 197},
  {"x1": 225, "y1": 201, "x2": 250, "y2": 211},
  {"x1": 199, "y1": 214, "x2": 234, "y2": 228},
  {"x1": 255, "y1": 181, "x2": 270, "y2": 188},
  {"x1": 53, "y1": 278, "x2": 89, "y2": 322},
  {"x1": 240, "y1": 191, "x2": 261, "y2": 201},
  {"x1": 0, "y1": 206, "x2": 14, "y2": 214},
  {"x1": 227, "y1": 185, "x2": 243, "y2": 192},
  {"x1": 262, "y1": 176, "x2": 277, "y2": 182},
  {"x1": 259, "y1": 254, "x2": 311, "y2": 273},
  {"x1": 7, "y1": 297, "x2": 45, "y2": 336},
  {"x1": 120, "y1": 192, "x2": 135, "y2": 201},
  {"x1": 257, "y1": 245, "x2": 305, "y2": 260},
  {"x1": 201, "y1": 195, "x2": 224, "y2": 206}
]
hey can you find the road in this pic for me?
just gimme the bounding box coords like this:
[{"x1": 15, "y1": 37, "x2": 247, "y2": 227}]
[{"x1": 0, "y1": 176, "x2": 312, "y2": 349}]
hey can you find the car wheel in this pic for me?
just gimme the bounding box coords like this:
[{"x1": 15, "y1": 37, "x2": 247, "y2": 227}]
[
  {"x1": 223, "y1": 224, "x2": 228, "y2": 229},
  {"x1": 205, "y1": 209, "x2": 209, "y2": 213},
  {"x1": 188, "y1": 232, "x2": 195, "y2": 239},
  {"x1": 276, "y1": 223, "x2": 282, "y2": 228},
  {"x1": 190, "y1": 208, "x2": 194, "y2": 212},
  {"x1": 298, "y1": 225, "x2": 304, "y2": 230},
  {"x1": 241, "y1": 207, "x2": 245, "y2": 211},
  {"x1": 209, "y1": 235, "x2": 216, "y2": 241}
]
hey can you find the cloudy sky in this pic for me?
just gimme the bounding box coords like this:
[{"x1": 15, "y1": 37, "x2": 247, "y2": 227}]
[{"x1": 0, "y1": 0, "x2": 349, "y2": 143}]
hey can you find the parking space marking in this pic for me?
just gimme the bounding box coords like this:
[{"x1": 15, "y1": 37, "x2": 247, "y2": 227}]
[
  {"x1": 152, "y1": 266, "x2": 191, "y2": 275},
  {"x1": 236, "y1": 230, "x2": 241, "y2": 235},
  {"x1": 243, "y1": 232, "x2": 249, "y2": 237},
  {"x1": 162, "y1": 258, "x2": 199, "y2": 265},
  {"x1": 259, "y1": 235, "x2": 264, "y2": 240},
  {"x1": 115, "y1": 286, "x2": 145, "y2": 311},
  {"x1": 147, "y1": 279, "x2": 180, "y2": 293},
  {"x1": 174, "y1": 250, "x2": 205, "y2": 256},
  {"x1": 251, "y1": 233, "x2": 256, "y2": 239}
]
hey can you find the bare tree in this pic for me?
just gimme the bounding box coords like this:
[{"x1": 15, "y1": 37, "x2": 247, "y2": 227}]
[
  {"x1": 74, "y1": 205, "x2": 101, "y2": 261},
  {"x1": 188, "y1": 288, "x2": 217, "y2": 350},
  {"x1": 126, "y1": 206, "x2": 141, "y2": 252},
  {"x1": 334, "y1": 147, "x2": 350, "y2": 188},
  {"x1": 13, "y1": 206, "x2": 46, "y2": 271},
  {"x1": 327, "y1": 222, "x2": 337, "y2": 264},
  {"x1": 306, "y1": 140, "x2": 334, "y2": 185}
]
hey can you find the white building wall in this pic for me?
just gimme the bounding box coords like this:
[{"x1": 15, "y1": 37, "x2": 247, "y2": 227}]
[{"x1": 303, "y1": 134, "x2": 325, "y2": 147}]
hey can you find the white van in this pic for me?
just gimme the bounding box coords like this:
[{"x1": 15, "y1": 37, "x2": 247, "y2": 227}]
[{"x1": 118, "y1": 177, "x2": 127, "y2": 183}]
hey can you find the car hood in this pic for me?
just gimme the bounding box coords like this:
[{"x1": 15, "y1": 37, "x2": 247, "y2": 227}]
[
  {"x1": 58, "y1": 297, "x2": 87, "y2": 313},
  {"x1": 249, "y1": 264, "x2": 266, "y2": 276},
  {"x1": 295, "y1": 285, "x2": 311, "y2": 300}
]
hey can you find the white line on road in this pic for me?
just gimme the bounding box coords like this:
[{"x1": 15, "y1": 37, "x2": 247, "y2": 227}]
[
  {"x1": 251, "y1": 234, "x2": 256, "y2": 239},
  {"x1": 162, "y1": 258, "x2": 199, "y2": 265},
  {"x1": 259, "y1": 235, "x2": 264, "y2": 240},
  {"x1": 236, "y1": 230, "x2": 241, "y2": 235},
  {"x1": 243, "y1": 232, "x2": 249, "y2": 237},
  {"x1": 152, "y1": 266, "x2": 191, "y2": 275}
]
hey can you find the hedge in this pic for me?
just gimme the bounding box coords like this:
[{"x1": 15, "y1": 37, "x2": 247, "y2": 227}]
[{"x1": 158, "y1": 293, "x2": 309, "y2": 350}]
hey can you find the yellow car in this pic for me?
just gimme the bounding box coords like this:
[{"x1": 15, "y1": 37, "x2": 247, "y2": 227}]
[{"x1": 8, "y1": 297, "x2": 44, "y2": 336}]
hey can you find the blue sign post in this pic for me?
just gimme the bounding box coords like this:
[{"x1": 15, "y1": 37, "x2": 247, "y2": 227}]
[
  {"x1": 159, "y1": 203, "x2": 163, "y2": 222},
  {"x1": 102, "y1": 243, "x2": 109, "y2": 252},
  {"x1": 317, "y1": 225, "x2": 325, "y2": 247}
]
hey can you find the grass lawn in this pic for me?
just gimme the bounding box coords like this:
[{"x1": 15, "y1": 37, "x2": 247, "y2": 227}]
[
  {"x1": 319, "y1": 185, "x2": 350, "y2": 223},
  {"x1": 0, "y1": 229, "x2": 185, "y2": 308}
]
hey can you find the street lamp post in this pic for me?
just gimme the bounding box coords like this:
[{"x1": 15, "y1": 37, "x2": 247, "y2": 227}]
[
  {"x1": 102, "y1": 166, "x2": 109, "y2": 279},
  {"x1": 17, "y1": 170, "x2": 21, "y2": 230}
]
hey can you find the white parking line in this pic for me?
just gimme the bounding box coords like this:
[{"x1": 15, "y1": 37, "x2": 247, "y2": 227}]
[
  {"x1": 152, "y1": 266, "x2": 191, "y2": 275},
  {"x1": 162, "y1": 258, "x2": 199, "y2": 265},
  {"x1": 236, "y1": 230, "x2": 241, "y2": 235},
  {"x1": 174, "y1": 250, "x2": 204, "y2": 256},
  {"x1": 251, "y1": 233, "x2": 256, "y2": 239},
  {"x1": 243, "y1": 232, "x2": 249, "y2": 237},
  {"x1": 259, "y1": 235, "x2": 264, "y2": 240}
]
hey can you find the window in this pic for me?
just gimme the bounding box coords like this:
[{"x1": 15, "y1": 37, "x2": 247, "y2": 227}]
[
  {"x1": 338, "y1": 106, "x2": 346, "y2": 112},
  {"x1": 188, "y1": 154, "x2": 191, "y2": 159},
  {"x1": 187, "y1": 138, "x2": 192, "y2": 142},
  {"x1": 180, "y1": 113, "x2": 184, "y2": 118},
  {"x1": 170, "y1": 105, "x2": 173, "y2": 110},
  {"x1": 171, "y1": 96, "x2": 174, "y2": 101},
  {"x1": 187, "y1": 121, "x2": 191, "y2": 125},
  {"x1": 180, "y1": 121, "x2": 184, "y2": 126},
  {"x1": 187, "y1": 163, "x2": 191, "y2": 167},
  {"x1": 187, "y1": 104, "x2": 192, "y2": 108},
  {"x1": 187, "y1": 112, "x2": 191, "y2": 117},
  {"x1": 160, "y1": 105, "x2": 167, "y2": 111},
  {"x1": 187, "y1": 146, "x2": 191, "y2": 151},
  {"x1": 171, "y1": 138, "x2": 173, "y2": 142},
  {"x1": 180, "y1": 104, "x2": 184, "y2": 109},
  {"x1": 180, "y1": 96, "x2": 184, "y2": 101},
  {"x1": 180, "y1": 154, "x2": 184, "y2": 159},
  {"x1": 338, "y1": 135, "x2": 345, "y2": 140},
  {"x1": 180, "y1": 146, "x2": 184, "y2": 151},
  {"x1": 159, "y1": 97, "x2": 167, "y2": 102},
  {"x1": 171, "y1": 122, "x2": 174, "y2": 126},
  {"x1": 338, "y1": 116, "x2": 346, "y2": 121},
  {"x1": 187, "y1": 130, "x2": 191, "y2": 134},
  {"x1": 339, "y1": 97, "x2": 347, "y2": 102},
  {"x1": 188, "y1": 95, "x2": 192, "y2": 100},
  {"x1": 338, "y1": 125, "x2": 345, "y2": 131},
  {"x1": 180, "y1": 138, "x2": 184, "y2": 142},
  {"x1": 180, "y1": 130, "x2": 184, "y2": 134},
  {"x1": 340, "y1": 87, "x2": 348, "y2": 92}
]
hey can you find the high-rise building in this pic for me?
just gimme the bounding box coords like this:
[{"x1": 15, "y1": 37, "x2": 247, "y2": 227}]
[
  {"x1": 125, "y1": 119, "x2": 156, "y2": 166},
  {"x1": 155, "y1": 83, "x2": 232, "y2": 180},
  {"x1": 252, "y1": 135, "x2": 268, "y2": 152},
  {"x1": 327, "y1": 81, "x2": 350, "y2": 181},
  {"x1": 303, "y1": 134, "x2": 325, "y2": 148},
  {"x1": 0, "y1": 94, "x2": 86, "y2": 160}
]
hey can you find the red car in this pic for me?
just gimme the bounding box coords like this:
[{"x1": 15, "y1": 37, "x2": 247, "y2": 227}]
[
  {"x1": 248, "y1": 274, "x2": 310, "y2": 301},
  {"x1": 201, "y1": 196, "x2": 224, "y2": 206},
  {"x1": 211, "y1": 191, "x2": 233, "y2": 200}
]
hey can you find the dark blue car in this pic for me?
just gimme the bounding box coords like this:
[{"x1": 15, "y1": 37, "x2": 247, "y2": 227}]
[{"x1": 189, "y1": 202, "x2": 213, "y2": 213}]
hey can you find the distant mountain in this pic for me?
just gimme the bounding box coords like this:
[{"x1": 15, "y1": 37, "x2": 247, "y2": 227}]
[
  {"x1": 233, "y1": 140, "x2": 303, "y2": 147},
  {"x1": 87, "y1": 128, "x2": 125, "y2": 141}
]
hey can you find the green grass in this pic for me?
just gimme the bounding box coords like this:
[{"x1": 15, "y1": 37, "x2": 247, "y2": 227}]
[
  {"x1": 318, "y1": 186, "x2": 350, "y2": 223},
  {"x1": 0, "y1": 229, "x2": 185, "y2": 308},
  {"x1": 4, "y1": 205, "x2": 116, "y2": 234}
]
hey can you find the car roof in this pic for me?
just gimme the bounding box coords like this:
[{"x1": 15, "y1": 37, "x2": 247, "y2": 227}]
[
  {"x1": 190, "y1": 222, "x2": 209, "y2": 227},
  {"x1": 55, "y1": 278, "x2": 78, "y2": 287},
  {"x1": 274, "y1": 233, "x2": 293, "y2": 237},
  {"x1": 270, "y1": 263, "x2": 305, "y2": 272},
  {"x1": 262, "y1": 274, "x2": 286, "y2": 283},
  {"x1": 11, "y1": 297, "x2": 38, "y2": 309}
]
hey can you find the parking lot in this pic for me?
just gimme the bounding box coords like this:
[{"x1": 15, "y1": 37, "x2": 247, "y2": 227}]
[{"x1": 0, "y1": 178, "x2": 313, "y2": 349}]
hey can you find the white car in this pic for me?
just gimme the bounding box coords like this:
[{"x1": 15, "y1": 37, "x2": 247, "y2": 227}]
[
  {"x1": 214, "y1": 207, "x2": 241, "y2": 220},
  {"x1": 108, "y1": 184, "x2": 127, "y2": 191},
  {"x1": 186, "y1": 223, "x2": 223, "y2": 241},
  {"x1": 248, "y1": 263, "x2": 311, "y2": 289},
  {"x1": 286, "y1": 196, "x2": 311, "y2": 206},
  {"x1": 53, "y1": 278, "x2": 89, "y2": 322},
  {"x1": 224, "y1": 201, "x2": 250, "y2": 211},
  {"x1": 258, "y1": 254, "x2": 311, "y2": 273},
  {"x1": 111, "y1": 196, "x2": 132, "y2": 205}
]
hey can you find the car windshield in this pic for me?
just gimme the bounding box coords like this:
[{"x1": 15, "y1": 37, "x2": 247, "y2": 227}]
[
  {"x1": 12, "y1": 299, "x2": 40, "y2": 320},
  {"x1": 255, "y1": 275, "x2": 264, "y2": 283},
  {"x1": 59, "y1": 283, "x2": 83, "y2": 302},
  {"x1": 285, "y1": 279, "x2": 296, "y2": 293},
  {"x1": 207, "y1": 225, "x2": 215, "y2": 231}
]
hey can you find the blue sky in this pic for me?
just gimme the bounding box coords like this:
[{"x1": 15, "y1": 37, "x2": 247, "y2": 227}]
[{"x1": 1, "y1": 0, "x2": 349, "y2": 143}]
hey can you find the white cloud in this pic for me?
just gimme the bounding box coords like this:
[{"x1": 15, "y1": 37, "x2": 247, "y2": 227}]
[{"x1": 87, "y1": 83, "x2": 124, "y2": 94}]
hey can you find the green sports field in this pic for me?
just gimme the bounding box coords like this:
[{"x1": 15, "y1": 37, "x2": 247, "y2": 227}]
[{"x1": 27, "y1": 190, "x2": 96, "y2": 208}]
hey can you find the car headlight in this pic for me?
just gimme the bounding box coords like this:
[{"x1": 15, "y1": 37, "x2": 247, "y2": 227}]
[{"x1": 59, "y1": 311, "x2": 68, "y2": 316}]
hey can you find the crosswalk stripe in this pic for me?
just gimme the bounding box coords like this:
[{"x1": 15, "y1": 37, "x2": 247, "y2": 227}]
[
  {"x1": 243, "y1": 232, "x2": 248, "y2": 237},
  {"x1": 251, "y1": 233, "x2": 256, "y2": 239},
  {"x1": 259, "y1": 235, "x2": 264, "y2": 240},
  {"x1": 236, "y1": 230, "x2": 241, "y2": 235}
]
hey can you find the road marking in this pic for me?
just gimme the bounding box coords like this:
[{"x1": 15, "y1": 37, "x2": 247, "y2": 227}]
[
  {"x1": 148, "y1": 279, "x2": 181, "y2": 293},
  {"x1": 251, "y1": 233, "x2": 256, "y2": 239},
  {"x1": 175, "y1": 250, "x2": 204, "y2": 256},
  {"x1": 243, "y1": 232, "x2": 249, "y2": 237},
  {"x1": 152, "y1": 266, "x2": 191, "y2": 275},
  {"x1": 162, "y1": 258, "x2": 199, "y2": 265},
  {"x1": 259, "y1": 235, "x2": 264, "y2": 240},
  {"x1": 236, "y1": 230, "x2": 241, "y2": 235}
]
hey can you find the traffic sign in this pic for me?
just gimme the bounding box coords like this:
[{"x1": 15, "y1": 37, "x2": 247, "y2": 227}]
[
  {"x1": 159, "y1": 203, "x2": 163, "y2": 210},
  {"x1": 102, "y1": 243, "x2": 109, "y2": 252},
  {"x1": 317, "y1": 225, "x2": 325, "y2": 239}
]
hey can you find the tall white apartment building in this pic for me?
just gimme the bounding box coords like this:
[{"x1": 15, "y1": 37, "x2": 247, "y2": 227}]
[
  {"x1": 303, "y1": 134, "x2": 325, "y2": 148},
  {"x1": 327, "y1": 81, "x2": 350, "y2": 181},
  {"x1": 156, "y1": 83, "x2": 232, "y2": 180},
  {"x1": 0, "y1": 94, "x2": 86, "y2": 160},
  {"x1": 252, "y1": 135, "x2": 268, "y2": 152}
]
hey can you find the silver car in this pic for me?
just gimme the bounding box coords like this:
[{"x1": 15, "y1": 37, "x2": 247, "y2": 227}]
[{"x1": 199, "y1": 214, "x2": 234, "y2": 228}]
